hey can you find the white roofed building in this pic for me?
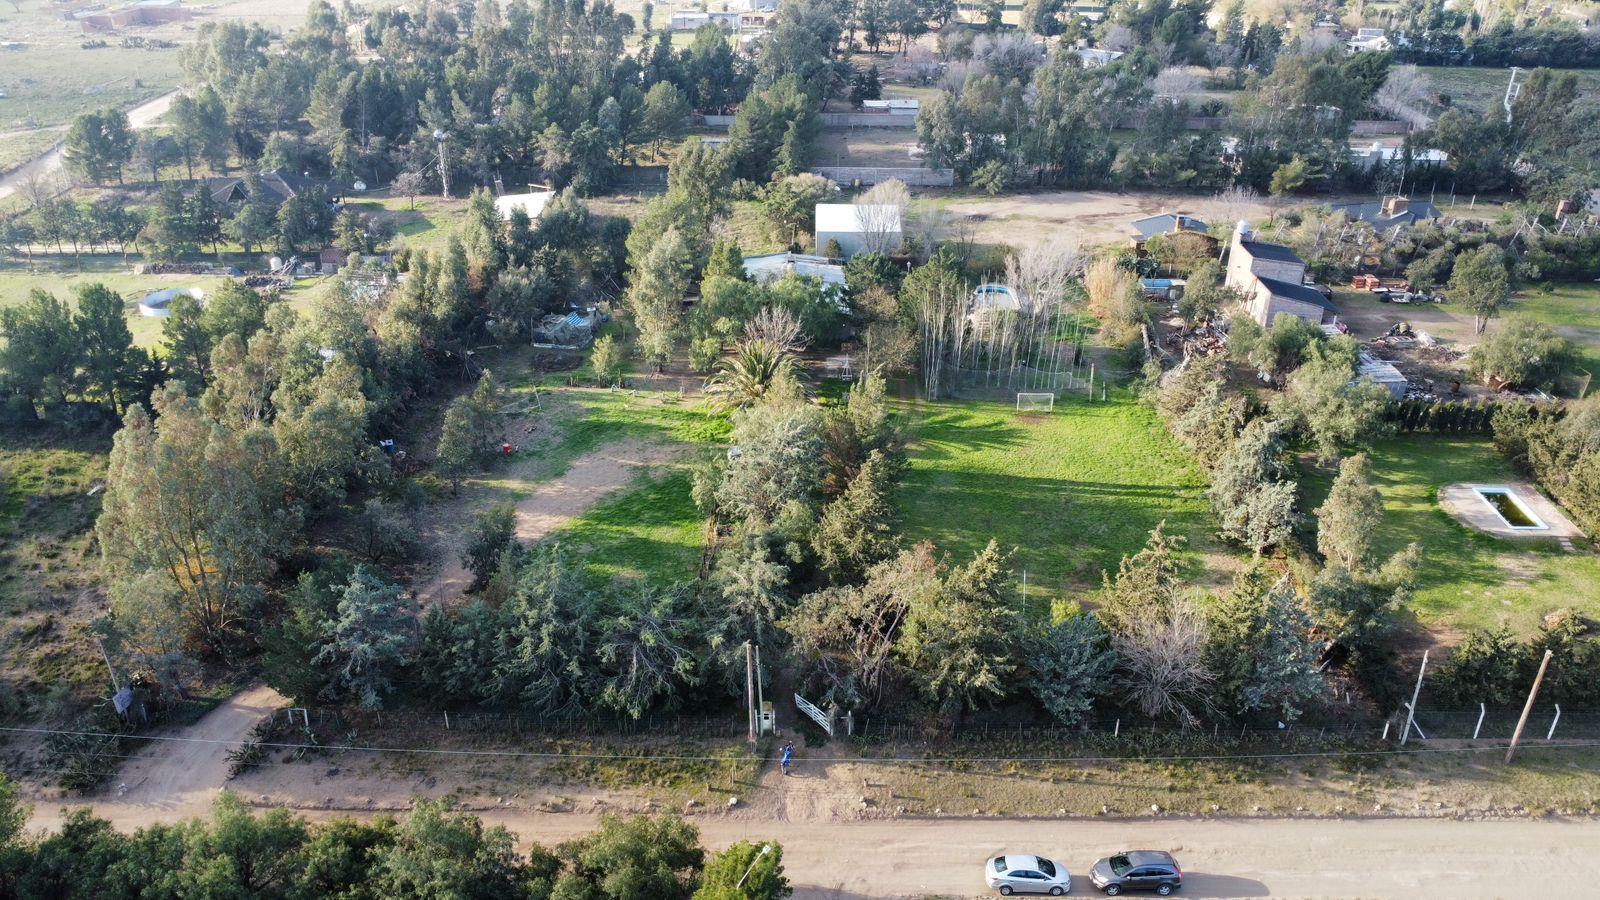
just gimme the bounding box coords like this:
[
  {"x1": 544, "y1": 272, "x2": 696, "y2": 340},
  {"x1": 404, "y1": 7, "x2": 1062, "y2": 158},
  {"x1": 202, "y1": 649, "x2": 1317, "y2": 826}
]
[
  {"x1": 815, "y1": 203, "x2": 903, "y2": 258},
  {"x1": 494, "y1": 190, "x2": 554, "y2": 222},
  {"x1": 742, "y1": 252, "x2": 847, "y2": 288}
]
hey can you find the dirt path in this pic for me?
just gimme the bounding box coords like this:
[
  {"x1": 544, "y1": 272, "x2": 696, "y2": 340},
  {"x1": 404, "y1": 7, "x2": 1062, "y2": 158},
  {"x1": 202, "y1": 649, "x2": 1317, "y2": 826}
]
[
  {"x1": 0, "y1": 89, "x2": 178, "y2": 198},
  {"x1": 27, "y1": 798, "x2": 1600, "y2": 898},
  {"x1": 103, "y1": 684, "x2": 287, "y2": 816},
  {"x1": 418, "y1": 439, "x2": 686, "y2": 605}
]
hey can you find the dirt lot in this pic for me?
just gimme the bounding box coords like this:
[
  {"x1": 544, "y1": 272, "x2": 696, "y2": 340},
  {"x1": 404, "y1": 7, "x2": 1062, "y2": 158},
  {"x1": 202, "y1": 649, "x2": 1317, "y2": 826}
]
[
  {"x1": 940, "y1": 190, "x2": 1284, "y2": 251},
  {"x1": 815, "y1": 128, "x2": 922, "y2": 168}
]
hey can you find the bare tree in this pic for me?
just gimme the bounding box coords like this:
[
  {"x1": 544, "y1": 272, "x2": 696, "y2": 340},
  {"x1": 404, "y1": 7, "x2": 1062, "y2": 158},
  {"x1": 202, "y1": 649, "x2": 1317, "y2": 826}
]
[
  {"x1": 1150, "y1": 67, "x2": 1204, "y2": 102},
  {"x1": 854, "y1": 201, "x2": 905, "y2": 256},
  {"x1": 1110, "y1": 593, "x2": 1213, "y2": 726},
  {"x1": 744, "y1": 305, "x2": 807, "y2": 354},
  {"x1": 1101, "y1": 23, "x2": 1137, "y2": 51},
  {"x1": 1374, "y1": 65, "x2": 1435, "y2": 129},
  {"x1": 1201, "y1": 185, "x2": 1265, "y2": 230},
  {"x1": 391, "y1": 170, "x2": 428, "y2": 210}
]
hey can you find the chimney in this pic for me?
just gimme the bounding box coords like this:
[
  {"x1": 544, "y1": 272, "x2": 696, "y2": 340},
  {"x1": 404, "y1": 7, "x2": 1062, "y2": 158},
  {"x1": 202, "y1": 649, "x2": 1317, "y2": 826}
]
[
  {"x1": 1556, "y1": 198, "x2": 1574, "y2": 219},
  {"x1": 1381, "y1": 196, "x2": 1410, "y2": 217}
]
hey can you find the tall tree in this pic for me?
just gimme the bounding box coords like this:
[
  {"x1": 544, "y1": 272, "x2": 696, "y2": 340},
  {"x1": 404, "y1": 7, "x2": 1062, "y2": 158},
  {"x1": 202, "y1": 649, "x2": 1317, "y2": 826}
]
[
  {"x1": 73, "y1": 283, "x2": 146, "y2": 416},
  {"x1": 1315, "y1": 453, "x2": 1382, "y2": 571},
  {"x1": 1449, "y1": 244, "x2": 1511, "y2": 334}
]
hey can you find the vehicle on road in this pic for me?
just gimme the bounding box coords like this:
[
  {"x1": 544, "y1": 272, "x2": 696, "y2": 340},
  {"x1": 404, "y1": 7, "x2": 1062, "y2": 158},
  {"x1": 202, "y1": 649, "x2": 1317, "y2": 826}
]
[
  {"x1": 1088, "y1": 851, "x2": 1181, "y2": 895},
  {"x1": 987, "y1": 853, "x2": 1072, "y2": 895}
]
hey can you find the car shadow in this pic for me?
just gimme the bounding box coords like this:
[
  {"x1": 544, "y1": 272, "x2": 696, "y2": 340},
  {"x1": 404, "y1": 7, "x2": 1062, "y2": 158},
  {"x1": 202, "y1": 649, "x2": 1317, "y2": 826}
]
[{"x1": 1172, "y1": 872, "x2": 1272, "y2": 897}]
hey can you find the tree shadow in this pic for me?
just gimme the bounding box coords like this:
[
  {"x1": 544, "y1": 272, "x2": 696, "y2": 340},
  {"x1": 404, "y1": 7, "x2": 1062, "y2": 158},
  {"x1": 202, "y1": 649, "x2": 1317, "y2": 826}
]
[{"x1": 1177, "y1": 872, "x2": 1272, "y2": 898}]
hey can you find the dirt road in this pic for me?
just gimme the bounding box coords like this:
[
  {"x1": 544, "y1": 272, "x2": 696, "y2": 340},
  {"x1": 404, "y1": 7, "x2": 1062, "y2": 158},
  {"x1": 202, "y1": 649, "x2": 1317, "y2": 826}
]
[
  {"x1": 103, "y1": 684, "x2": 287, "y2": 814},
  {"x1": 29, "y1": 798, "x2": 1600, "y2": 898},
  {"x1": 0, "y1": 90, "x2": 179, "y2": 200},
  {"x1": 418, "y1": 438, "x2": 685, "y2": 605}
]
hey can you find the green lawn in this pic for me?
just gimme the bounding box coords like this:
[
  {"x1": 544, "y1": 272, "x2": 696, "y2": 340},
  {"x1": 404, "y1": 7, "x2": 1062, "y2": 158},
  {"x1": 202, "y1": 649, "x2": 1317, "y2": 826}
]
[
  {"x1": 1508, "y1": 283, "x2": 1600, "y2": 387},
  {"x1": 0, "y1": 43, "x2": 182, "y2": 136},
  {"x1": 0, "y1": 261, "x2": 334, "y2": 350},
  {"x1": 1301, "y1": 434, "x2": 1600, "y2": 636},
  {"x1": 548, "y1": 471, "x2": 705, "y2": 587},
  {"x1": 1419, "y1": 66, "x2": 1600, "y2": 120},
  {"x1": 895, "y1": 391, "x2": 1212, "y2": 604}
]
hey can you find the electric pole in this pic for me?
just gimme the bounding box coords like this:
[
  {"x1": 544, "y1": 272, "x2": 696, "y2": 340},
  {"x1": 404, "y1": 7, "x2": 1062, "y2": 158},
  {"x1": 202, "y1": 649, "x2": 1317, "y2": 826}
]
[
  {"x1": 433, "y1": 129, "x2": 451, "y2": 198},
  {"x1": 1506, "y1": 649, "x2": 1553, "y2": 764},
  {"x1": 1400, "y1": 649, "x2": 1428, "y2": 746},
  {"x1": 745, "y1": 641, "x2": 756, "y2": 745}
]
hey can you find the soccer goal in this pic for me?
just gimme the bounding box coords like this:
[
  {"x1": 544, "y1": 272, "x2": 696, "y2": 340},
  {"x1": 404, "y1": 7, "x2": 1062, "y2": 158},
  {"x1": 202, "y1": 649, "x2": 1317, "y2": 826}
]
[{"x1": 1016, "y1": 392, "x2": 1055, "y2": 412}]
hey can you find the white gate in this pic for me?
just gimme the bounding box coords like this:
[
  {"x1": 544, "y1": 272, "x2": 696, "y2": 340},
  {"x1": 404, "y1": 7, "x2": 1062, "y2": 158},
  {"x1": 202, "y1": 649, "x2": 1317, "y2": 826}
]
[{"x1": 793, "y1": 693, "x2": 833, "y2": 737}]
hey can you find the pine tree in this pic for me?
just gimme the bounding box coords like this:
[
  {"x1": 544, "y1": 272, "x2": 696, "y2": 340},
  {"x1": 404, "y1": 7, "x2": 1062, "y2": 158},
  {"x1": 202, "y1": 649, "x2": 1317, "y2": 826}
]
[
  {"x1": 313, "y1": 567, "x2": 415, "y2": 709},
  {"x1": 1316, "y1": 453, "x2": 1382, "y2": 571},
  {"x1": 1205, "y1": 564, "x2": 1325, "y2": 721},
  {"x1": 1208, "y1": 418, "x2": 1298, "y2": 555},
  {"x1": 811, "y1": 449, "x2": 900, "y2": 584}
]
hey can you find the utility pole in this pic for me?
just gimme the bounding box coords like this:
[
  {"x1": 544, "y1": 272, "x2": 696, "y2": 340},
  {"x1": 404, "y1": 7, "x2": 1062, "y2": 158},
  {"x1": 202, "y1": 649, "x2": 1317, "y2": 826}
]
[
  {"x1": 1506, "y1": 649, "x2": 1553, "y2": 764},
  {"x1": 1400, "y1": 649, "x2": 1428, "y2": 746},
  {"x1": 754, "y1": 644, "x2": 764, "y2": 731},
  {"x1": 745, "y1": 641, "x2": 756, "y2": 745},
  {"x1": 433, "y1": 129, "x2": 451, "y2": 198},
  {"x1": 96, "y1": 637, "x2": 122, "y2": 694},
  {"x1": 1502, "y1": 66, "x2": 1521, "y2": 124}
]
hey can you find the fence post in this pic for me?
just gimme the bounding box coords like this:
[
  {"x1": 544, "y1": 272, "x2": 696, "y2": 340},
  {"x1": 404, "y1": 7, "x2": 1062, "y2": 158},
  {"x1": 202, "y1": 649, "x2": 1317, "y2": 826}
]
[
  {"x1": 1400, "y1": 650, "x2": 1429, "y2": 746},
  {"x1": 1473, "y1": 703, "x2": 1486, "y2": 741},
  {"x1": 1546, "y1": 705, "x2": 1562, "y2": 741},
  {"x1": 1382, "y1": 720, "x2": 1391, "y2": 741},
  {"x1": 1113, "y1": 719, "x2": 1120, "y2": 738},
  {"x1": 444, "y1": 711, "x2": 450, "y2": 730}
]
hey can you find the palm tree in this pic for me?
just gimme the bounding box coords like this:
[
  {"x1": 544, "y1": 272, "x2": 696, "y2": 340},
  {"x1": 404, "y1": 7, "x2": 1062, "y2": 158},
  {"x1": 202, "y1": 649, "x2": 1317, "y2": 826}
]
[{"x1": 705, "y1": 338, "x2": 803, "y2": 411}]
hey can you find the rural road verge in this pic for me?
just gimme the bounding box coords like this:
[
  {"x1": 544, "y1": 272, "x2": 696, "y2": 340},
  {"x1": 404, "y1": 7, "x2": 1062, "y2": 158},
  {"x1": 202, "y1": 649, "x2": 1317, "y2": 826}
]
[{"x1": 0, "y1": 89, "x2": 180, "y2": 199}]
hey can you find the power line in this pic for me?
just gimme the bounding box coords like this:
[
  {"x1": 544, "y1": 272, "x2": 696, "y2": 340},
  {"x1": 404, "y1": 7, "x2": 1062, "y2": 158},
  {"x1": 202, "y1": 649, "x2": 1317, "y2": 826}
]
[{"x1": 5, "y1": 724, "x2": 1600, "y2": 766}]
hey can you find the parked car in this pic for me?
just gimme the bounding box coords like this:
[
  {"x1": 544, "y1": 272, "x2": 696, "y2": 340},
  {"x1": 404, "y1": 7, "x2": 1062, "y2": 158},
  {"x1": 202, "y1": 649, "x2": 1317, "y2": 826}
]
[
  {"x1": 987, "y1": 853, "x2": 1072, "y2": 895},
  {"x1": 1087, "y1": 851, "x2": 1181, "y2": 895}
]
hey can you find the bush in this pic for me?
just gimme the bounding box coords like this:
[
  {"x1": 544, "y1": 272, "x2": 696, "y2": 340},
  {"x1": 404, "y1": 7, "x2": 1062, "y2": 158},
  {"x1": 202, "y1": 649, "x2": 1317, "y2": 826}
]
[
  {"x1": 1431, "y1": 626, "x2": 1525, "y2": 707},
  {"x1": 590, "y1": 334, "x2": 625, "y2": 385}
]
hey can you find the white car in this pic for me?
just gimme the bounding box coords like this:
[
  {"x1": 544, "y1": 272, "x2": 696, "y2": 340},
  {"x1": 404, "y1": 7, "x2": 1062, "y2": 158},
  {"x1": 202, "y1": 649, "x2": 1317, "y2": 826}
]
[{"x1": 987, "y1": 853, "x2": 1072, "y2": 895}]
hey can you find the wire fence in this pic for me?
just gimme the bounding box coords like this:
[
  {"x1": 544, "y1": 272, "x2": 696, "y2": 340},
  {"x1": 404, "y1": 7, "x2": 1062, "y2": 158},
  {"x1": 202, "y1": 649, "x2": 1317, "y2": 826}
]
[{"x1": 283, "y1": 706, "x2": 749, "y2": 741}]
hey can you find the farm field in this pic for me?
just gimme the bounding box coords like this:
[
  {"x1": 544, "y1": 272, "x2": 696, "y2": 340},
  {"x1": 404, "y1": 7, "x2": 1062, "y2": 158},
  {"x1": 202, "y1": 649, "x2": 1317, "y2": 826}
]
[
  {"x1": 1300, "y1": 434, "x2": 1600, "y2": 636},
  {"x1": 815, "y1": 127, "x2": 921, "y2": 168},
  {"x1": 895, "y1": 391, "x2": 1212, "y2": 605}
]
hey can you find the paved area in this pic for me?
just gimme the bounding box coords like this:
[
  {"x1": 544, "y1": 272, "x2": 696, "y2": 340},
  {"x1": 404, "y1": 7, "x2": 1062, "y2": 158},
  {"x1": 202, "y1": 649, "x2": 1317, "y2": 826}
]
[{"x1": 1439, "y1": 481, "x2": 1586, "y2": 543}]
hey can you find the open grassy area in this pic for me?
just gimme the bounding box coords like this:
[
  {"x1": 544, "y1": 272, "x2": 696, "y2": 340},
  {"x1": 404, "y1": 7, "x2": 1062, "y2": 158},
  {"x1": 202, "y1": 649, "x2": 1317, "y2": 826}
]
[
  {"x1": 0, "y1": 44, "x2": 181, "y2": 137},
  {"x1": 1419, "y1": 66, "x2": 1600, "y2": 120},
  {"x1": 1300, "y1": 434, "x2": 1600, "y2": 636},
  {"x1": 550, "y1": 470, "x2": 706, "y2": 587},
  {"x1": 0, "y1": 260, "x2": 334, "y2": 350},
  {"x1": 895, "y1": 391, "x2": 1212, "y2": 604}
]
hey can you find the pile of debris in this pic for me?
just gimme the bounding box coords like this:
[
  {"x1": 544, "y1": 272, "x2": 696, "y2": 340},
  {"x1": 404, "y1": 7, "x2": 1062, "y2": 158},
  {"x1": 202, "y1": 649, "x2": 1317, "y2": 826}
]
[
  {"x1": 243, "y1": 274, "x2": 292, "y2": 294},
  {"x1": 1161, "y1": 321, "x2": 1228, "y2": 358},
  {"x1": 137, "y1": 262, "x2": 228, "y2": 276}
]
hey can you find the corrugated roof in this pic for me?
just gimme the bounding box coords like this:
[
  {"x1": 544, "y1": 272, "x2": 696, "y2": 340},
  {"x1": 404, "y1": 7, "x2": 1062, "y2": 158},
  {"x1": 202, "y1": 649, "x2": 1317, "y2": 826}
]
[
  {"x1": 1258, "y1": 276, "x2": 1333, "y2": 309},
  {"x1": 1132, "y1": 213, "x2": 1211, "y2": 239}
]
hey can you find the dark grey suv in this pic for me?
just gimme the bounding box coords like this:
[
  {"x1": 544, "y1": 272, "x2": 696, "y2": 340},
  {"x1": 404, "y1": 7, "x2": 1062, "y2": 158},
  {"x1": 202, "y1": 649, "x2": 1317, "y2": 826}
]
[{"x1": 1087, "y1": 851, "x2": 1181, "y2": 895}]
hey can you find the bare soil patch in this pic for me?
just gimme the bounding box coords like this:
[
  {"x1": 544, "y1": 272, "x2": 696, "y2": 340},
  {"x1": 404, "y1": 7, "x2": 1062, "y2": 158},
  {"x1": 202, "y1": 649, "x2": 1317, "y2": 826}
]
[{"x1": 416, "y1": 438, "x2": 689, "y2": 606}]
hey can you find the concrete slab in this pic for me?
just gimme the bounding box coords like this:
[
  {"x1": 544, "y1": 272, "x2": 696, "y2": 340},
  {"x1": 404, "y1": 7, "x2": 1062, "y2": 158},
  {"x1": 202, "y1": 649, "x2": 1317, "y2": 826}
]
[{"x1": 1439, "y1": 481, "x2": 1586, "y2": 543}]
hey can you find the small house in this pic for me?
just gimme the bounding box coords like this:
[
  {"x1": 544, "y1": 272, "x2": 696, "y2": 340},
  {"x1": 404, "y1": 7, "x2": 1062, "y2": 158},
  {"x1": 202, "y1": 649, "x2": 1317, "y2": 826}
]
[
  {"x1": 814, "y1": 203, "x2": 903, "y2": 258},
  {"x1": 861, "y1": 98, "x2": 920, "y2": 115},
  {"x1": 1225, "y1": 222, "x2": 1333, "y2": 327},
  {"x1": 1326, "y1": 195, "x2": 1443, "y2": 230},
  {"x1": 1075, "y1": 47, "x2": 1124, "y2": 67},
  {"x1": 1130, "y1": 212, "x2": 1216, "y2": 258},
  {"x1": 668, "y1": 10, "x2": 740, "y2": 31},
  {"x1": 742, "y1": 253, "x2": 847, "y2": 288},
  {"x1": 205, "y1": 170, "x2": 341, "y2": 207}
]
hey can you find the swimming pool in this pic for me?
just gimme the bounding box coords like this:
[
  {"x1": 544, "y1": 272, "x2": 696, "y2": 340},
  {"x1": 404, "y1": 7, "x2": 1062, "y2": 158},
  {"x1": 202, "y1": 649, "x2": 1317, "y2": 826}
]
[{"x1": 1474, "y1": 486, "x2": 1548, "y2": 530}]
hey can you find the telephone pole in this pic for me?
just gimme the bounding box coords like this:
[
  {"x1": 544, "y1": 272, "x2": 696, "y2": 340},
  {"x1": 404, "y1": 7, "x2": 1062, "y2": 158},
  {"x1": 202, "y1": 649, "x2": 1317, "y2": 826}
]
[
  {"x1": 1400, "y1": 649, "x2": 1428, "y2": 746},
  {"x1": 744, "y1": 641, "x2": 756, "y2": 745},
  {"x1": 1506, "y1": 649, "x2": 1553, "y2": 764},
  {"x1": 433, "y1": 130, "x2": 451, "y2": 198}
]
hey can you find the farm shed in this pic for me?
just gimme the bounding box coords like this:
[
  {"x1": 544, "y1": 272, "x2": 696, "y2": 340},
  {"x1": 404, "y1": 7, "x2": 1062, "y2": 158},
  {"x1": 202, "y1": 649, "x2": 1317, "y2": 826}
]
[{"x1": 814, "y1": 203, "x2": 903, "y2": 258}]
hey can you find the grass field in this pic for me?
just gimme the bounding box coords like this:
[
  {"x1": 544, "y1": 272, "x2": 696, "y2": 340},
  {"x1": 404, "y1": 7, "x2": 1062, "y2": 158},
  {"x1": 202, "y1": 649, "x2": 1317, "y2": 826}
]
[
  {"x1": 549, "y1": 470, "x2": 706, "y2": 587},
  {"x1": 0, "y1": 41, "x2": 182, "y2": 136},
  {"x1": 1300, "y1": 434, "x2": 1600, "y2": 636},
  {"x1": 896, "y1": 391, "x2": 1212, "y2": 604},
  {"x1": 1419, "y1": 66, "x2": 1600, "y2": 119},
  {"x1": 0, "y1": 260, "x2": 334, "y2": 349}
]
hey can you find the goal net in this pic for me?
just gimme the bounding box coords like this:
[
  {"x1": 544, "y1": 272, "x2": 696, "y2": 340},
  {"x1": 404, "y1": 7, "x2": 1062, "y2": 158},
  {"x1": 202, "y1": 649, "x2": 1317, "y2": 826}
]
[{"x1": 1016, "y1": 392, "x2": 1055, "y2": 412}]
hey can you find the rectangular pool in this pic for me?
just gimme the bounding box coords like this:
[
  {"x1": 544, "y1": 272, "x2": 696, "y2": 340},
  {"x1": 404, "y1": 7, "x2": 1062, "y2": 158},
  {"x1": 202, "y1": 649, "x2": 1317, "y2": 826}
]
[{"x1": 1474, "y1": 487, "x2": 1548, "y2": 530}]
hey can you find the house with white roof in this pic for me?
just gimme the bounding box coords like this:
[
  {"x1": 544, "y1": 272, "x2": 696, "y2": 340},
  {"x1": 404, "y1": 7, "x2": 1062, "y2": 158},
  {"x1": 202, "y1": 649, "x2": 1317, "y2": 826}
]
[
  {"x1": 814, "y1": 203, "x2": 903, "y2": 258},
  {"x1": 742, "y1": 252, "x2": 848, "y2": 288}
]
